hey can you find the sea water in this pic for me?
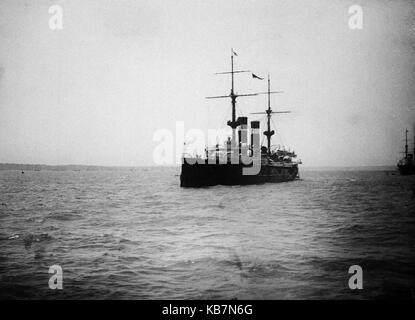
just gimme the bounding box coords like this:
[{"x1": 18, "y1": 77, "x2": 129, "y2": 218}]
[{"x1": 0, "y1": 167, "x2": 414, "y2": 299}]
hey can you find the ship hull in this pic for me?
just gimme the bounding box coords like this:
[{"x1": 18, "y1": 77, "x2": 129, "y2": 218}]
[
  {"x1": 180, "y1": 159, "x2": 299, "y2": 187},
  {"x1": 397, "y1": 164, "x2": 415, "y2": 175}
]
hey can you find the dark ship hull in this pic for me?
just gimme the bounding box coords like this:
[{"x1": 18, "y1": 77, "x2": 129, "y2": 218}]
[
  {"x1": 180, "y1": 159, "x2": 299, "y2": 187},
  {"x1": 397, "y1": 164, "x2": 415, "y2": 175}
]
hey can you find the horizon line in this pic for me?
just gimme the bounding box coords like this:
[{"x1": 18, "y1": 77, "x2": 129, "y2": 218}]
[{"x1": 0, "y1": 162, "x2": 398, "y2": 169}]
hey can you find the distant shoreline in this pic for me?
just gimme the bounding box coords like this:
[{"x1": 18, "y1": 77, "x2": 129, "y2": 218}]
[
  {"x1": 0, "y1": 163, "x2": 397, "y2": 172},
  {"x1": 0, "y1": 163, "x2": 150, "y2": 171}
]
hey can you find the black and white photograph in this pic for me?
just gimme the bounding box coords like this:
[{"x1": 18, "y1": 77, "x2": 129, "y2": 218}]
[{"x1": 0, "y1": 0, "x2": 415, "y2": 308}]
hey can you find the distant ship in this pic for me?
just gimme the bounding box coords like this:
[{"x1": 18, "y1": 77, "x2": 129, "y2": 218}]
[
  {"x1": 180, "y1": 51, "x2": 301, "y2": 187},
  {"x1": 397, "y1": 128, "x2": 415, "y2": 175}
]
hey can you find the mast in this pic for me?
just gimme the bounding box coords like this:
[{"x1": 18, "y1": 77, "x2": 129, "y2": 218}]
[
  {"x1": 251, "y1": 75, "x2": 289, "y2": 156},
  {"x1": 405, "y1": 128, "x2": 408, "y2": 158},
  {"x1": 206, "y1": 50, "x2": 256, "y2": 144},
  {"x1": 229, "y1": 54, "x2": 238, "y2": 143},
  {"x1": 206, "y1": 51, "x2": 284, "y2": 148},
  {"x1": 265, "y1": 75, "x2": 274, "y2": 155}
]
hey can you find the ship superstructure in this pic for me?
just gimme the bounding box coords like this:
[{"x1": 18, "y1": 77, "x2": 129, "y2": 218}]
[{"x1": 180, "y1": 52, "x2": 301, "y2": 187}]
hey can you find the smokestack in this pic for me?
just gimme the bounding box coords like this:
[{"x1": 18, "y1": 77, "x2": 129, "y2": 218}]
[
  {"x1": 237, "y1": 116, "x2": 248, "y2": 144},
  {"x1": 250, "y1": 121, "x2": 260, "y2": 154},
  {"x1": 237, "y1": 117, "x2": 248, "y2": 155}
]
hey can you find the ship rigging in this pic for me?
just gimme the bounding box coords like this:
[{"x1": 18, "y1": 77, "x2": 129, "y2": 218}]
[{"x1": 180, "y1": 50, "x2": 301, "y2": 187}]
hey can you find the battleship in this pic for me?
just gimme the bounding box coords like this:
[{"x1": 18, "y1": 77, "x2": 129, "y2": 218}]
[
  {"x1": 180, "y1": 52, "x2": 301, "y2": 187},
  {"x1": 397, "y1": 128, "x2": 415, "y2": 175}
]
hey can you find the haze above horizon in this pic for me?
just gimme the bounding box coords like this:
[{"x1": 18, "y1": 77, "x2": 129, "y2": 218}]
[{"x1": 1, "y1": 0, "x2": 414, "y2": 167}]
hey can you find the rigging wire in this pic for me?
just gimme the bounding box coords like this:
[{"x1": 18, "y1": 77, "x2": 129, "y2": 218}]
[
  {"x1": 204, "y1": 101, "x2": 230, "y2": 148},
  {"x1": 215, "y1": 103, "x2": 232, "y2": 144},
  {"x1": 271, "y1": 117, "x2": 285, "y2": 148},
  {"x1": 207, "y1": 103, "x2": 211, "y2": 133},
  {"x1": 253, "y1": 114, "x2": 267, "y2": 146},
  {"x1": 236, "y1": 101, "x2": 246, "y2": 118},
  {"x1": 219, "y1": 104, "x2": 230, "y2": 127}
]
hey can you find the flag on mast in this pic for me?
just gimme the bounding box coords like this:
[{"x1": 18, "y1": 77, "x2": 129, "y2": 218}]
[
  {"x1": 252, "y1": 73, "x2": 264, "y2": 80},
  {"x1": 231, "y1": 48, "x2": 238, "y2": 56}
]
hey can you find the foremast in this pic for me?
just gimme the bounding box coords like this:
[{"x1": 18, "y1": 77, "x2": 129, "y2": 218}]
[{"x1": 206, "y1": 50, "x2": 255, "y2": 143}]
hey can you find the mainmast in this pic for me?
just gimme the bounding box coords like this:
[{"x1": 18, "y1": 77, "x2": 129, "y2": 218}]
[
  {"x1": 264, "y1": 75, "x2": 275, "y2": 156},
  {"x1": 251, "y1": 75, "x2": 289, "y2": 156},
  {"x1": 405, "y1": 128, "x2": 408, "y2": 158}
]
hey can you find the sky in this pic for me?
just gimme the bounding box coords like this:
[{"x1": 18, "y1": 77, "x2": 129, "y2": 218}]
[{"x1": 0, "y1": 0, "x2": 414, "y2": 167}]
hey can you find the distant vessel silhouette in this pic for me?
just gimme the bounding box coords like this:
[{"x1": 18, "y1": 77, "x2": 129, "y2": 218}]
[
  {"x1": 180, "y1": 51, "x2": 301, "y2": 187},
  {"x1": 397, "y1": 128, "x2": 415, "y2": 175}
]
